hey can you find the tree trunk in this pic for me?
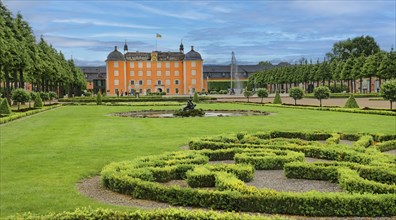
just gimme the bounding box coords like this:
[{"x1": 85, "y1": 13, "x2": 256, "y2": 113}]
[
  {"x1": 378, "y1": 77, "x2": 381, "y2": 92},
  {"x1": 369, "y1": 76, "x2": 372, "y2": 93},
  {"x1": 13, "y1": 69, "x2": 18, "y2": 89},
  {"x1": 319, "y1": 99, "x2": 322, "y2": 107},
  {"x1": 333, "y1": 81, "x2": 336, "y2": 91},
  {"x1": 360, "y1": 78, "x2": 363, "y2": 93},
  {"x1": 391, "y1": 101, "x2": 393, "y2": 110},
  {"x1": 294, "y1": 99, "x2": 297, "y2": 105},
  {"x1": 19, "y1": 69, "x2": 24, "y2": 89},
  {"x1": 5, "y1": 67, "x2": 11, "y2": 103}
]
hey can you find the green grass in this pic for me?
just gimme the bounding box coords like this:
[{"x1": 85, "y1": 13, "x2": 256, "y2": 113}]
[{"x1": 0, "y1": 103, "x2": 395, "y2": 217}]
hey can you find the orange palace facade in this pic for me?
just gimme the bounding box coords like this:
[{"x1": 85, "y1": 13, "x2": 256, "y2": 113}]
[{"x1": 106, "y1": 42, "x2": 205, "y2": 96}]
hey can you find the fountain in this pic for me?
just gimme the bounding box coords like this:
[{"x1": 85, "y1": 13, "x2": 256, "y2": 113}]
[{"x1": 230, "y1": 51, "x2": 243, "y2": 95}]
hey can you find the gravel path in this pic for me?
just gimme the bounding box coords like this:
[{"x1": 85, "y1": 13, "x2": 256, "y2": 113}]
[
  {"x1": 77, "y1": 176, "x2": 393, "y2": 219},
  {"x1": 246, "y1": 170, "x2": 342, "y2": 192},
  {"x1": 384, "y1": 149, "x2": 396, "y2": 155}
]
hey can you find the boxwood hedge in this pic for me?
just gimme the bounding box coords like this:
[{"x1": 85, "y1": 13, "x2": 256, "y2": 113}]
[{"x1": 101, "y1": 130, "x2": 396, "y2": 217}]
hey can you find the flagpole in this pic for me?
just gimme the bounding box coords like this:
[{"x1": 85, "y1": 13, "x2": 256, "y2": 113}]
[{"x1": 156, "y1": 38, "x2": 157, "y2": 51}]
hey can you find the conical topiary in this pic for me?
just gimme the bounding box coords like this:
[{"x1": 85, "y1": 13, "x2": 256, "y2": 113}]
[
  {"x1": 273, "y1": 91, "x2": 282, "y2": 104},
  {"x1": 96, "y1": 92, "x2": 102, "y2": 105},
  {"x1": 193, "y1": 92, "x2": 199, "y2": 103},
  {"x1": 34, "y1": 95, "x2": 43, "y2": 108},
  {"x1": 0, "y1": 99, "x2": 12, "y2": 115},
  {"x1": 344, "y1": 94, "x2": 359, "y2": 108}
]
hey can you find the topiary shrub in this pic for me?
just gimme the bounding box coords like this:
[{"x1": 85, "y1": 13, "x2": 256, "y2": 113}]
[
  {"x1": 256, "y1": 88, "x2": 268, "y2": 103},
  {"x1": 344, "y1": 95, "x2": 359, "y2": 108},
  {"x1": 313, "y1": 86, "x2": 330, "y2": 107},
  {"x1": 96, "y1": 92, "x2": 102, "y2": 105},
  {"x1": 34, "y1": 95, "x2": 43, "y2": 109},
  {"x1": 289, "y1": 87, "x2": 304, "y2": 105},
  {"x1": 193, "y1": 92, "x2": 199, "y2": 103},
  {"x1": 0, "y1": 99, "x2": 12, "y2": 115},
  {"x1": 11, "y1": 88, "x2": 30, "y2": 110},
  {"x1": 273, "y1": 91, "x2": 282, "y2": 104},
  {"x1": 243, "y1": 90, "x2": 253, "y2": 102},
  {"x1": 48, "y1": 91, "x2": 57, "y2": 105}
]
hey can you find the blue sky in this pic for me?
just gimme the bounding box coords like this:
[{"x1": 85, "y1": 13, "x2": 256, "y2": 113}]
[{"x1": 4, "y1": 0, "x2": 396, "y2": 66}]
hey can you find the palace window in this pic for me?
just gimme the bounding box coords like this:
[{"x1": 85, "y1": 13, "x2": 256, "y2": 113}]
[
  {"x1": 114, "y1": 79, "x2": 119, "y2": 85},
  {"x1": 147, "y1": 79, "x2": 152, "y2": 85},
  {"x1": 157, "y1": 62, "x2": 161, "y2": 68},
  {"x1": 175, "y1": 70, "x2": 179, "y2": 76},
  {"x1": 157, "y1": 80, "x2": 162, "y2": 85},
  {"x1": 175, "y1": 88, "x2": 179, "y2": 94},
  {"x1": 147, "y1": 70, "x2": 151, "y2": 76},
  {"x1": 175, "y1": 79, "x2": 179, "y2": 85},
  {"x1": 166, "y1": 71, "x2": 170, "y2": 76},
  {"x1": 138, "y1": 70, "x2": 143, "y2": 76},
  {"x1": 191, "y1": 61, "x2": 196, "y2": 67},
  {"x1": 165, "y1": 62, "x2": 170, "y2": 68},
  {"x1": 138, "y1": 62, "x2": 143, "y2": 68},
  {"x1": 130, "y1": 71, "x2": 134, "y2": 76},
  {"x1": 139, "y1": 80, "x2": 143, "y2": 85},
  {"x1": 166, "y1": 79, "x2": 170, "y2": 85},
  {"x1": 146, "y1": 62, "x2": 151, "y2": 68},
  {"x1": 191, "y1": 70, "x2": 196, "y2": 75},
  {"x1": 166, "y1": 88, "x2": 170, "y2": 93},
  {"x1": 192, "y1": 79, "x2": 196, "y2": 85},
  {"x1": 130, "y1": 80, "x2": 135, "y2": 85},
  {"x1": 130, "y1": 62, "x2": 134, "y2": 68},
  {"x1": 114, "y1": 62, "x2": 118, "y2": 67},
  {"x1": 114, "y1": 70, "x2": 119, "y2": 76},
  {"x1": 157, "y1": 70, "x2": 161, "y2": 76},
  {"x1": 174, "y1": 62, "x2": 179, "y2": 68}
]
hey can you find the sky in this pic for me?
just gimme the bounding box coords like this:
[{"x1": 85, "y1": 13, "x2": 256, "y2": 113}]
[{"x1": 3, "y1": 0, "x2": 396, "y2": 66}]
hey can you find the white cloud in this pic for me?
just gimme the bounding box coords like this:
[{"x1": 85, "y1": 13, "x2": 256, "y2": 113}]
[
  {"x1": 53, "y1": 19, "x2": 159, "y2": 29},
  {"x1": 134, "y1": 3, "x2": 208, "y2": 20}
]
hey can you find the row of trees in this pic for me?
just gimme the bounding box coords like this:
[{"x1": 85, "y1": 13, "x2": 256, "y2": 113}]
[
  {"x1": 249, "y1": 36, "x2": 396, "y2": 93},
  {"x1": 0, "y1": 2, "x2": 86, "y2": 103}
]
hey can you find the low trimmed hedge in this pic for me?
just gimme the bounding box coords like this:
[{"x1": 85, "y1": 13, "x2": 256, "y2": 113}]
[
  {"x1": 234, "y1": 149, "x2": 305, "y2": 170},
  {"x1": 263, "y1": 103, "x2": 396, "y2": 116},
  {"x1": 0, "y1": 105, "x2": 60, "y2": 124},
  {"x1": 353, "y1": 135, "x2": 373, "y2": 148},
  {"x1": 304, "y1": 93, "x2": 381, "y2": 98},
  {"x1": 102, "y1": 131, "x2": 396, "y2": 217},
  {"x1": 59, "y1": 96, "x2": 216, "y2": 103},
  {"x1": 326, "y1": 133, "x2": 340, "y2": 145},
  {"x1": 375, "y1": 140, "x2": 396, "y2": 152},
  {"x1": 9, "y1": 207, "x2": 280, "y2": 220}
]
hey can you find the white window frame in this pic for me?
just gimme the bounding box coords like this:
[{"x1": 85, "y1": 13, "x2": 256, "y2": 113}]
[
  {"x1": 166, "y1": 79, "x2": 170, "y2": 85},
  {"x1": 138, "y1": 70, "x2": 143, "y2": 76},
  {"x1": 114, "y1": 62, "x2": 119, "y2": 67},
  {"x1": 146, "y1": 62, "x2": 151, "y2": 68},
  {"x1": 114, "y1": 79, "x2": 119, "y2": 85},
  {"x1": 130, "y1": 62, "x2": 134, "y2": 68},
  {"x1": 191, "y1": 61, "x2": 196, "y2": 67},
  {"x1": 147, "y1": 70, "x2": 151, "y2": 76},
  {"x1": 175, "y1": 79, "x2": 179, "y2": 85},
  {"x1": 191, "y1": 70, "x2": 196, "y2": 75},
  {"x1": 165, "y1": 70, "x2": 170, "y2": 76},
  {"x1": 157, "y1": 70, "x2": 161, "y2": 76},
  {"x1": 130, "y1": 71, "x2": 134, "y2": 76},
  {"x1": 192, "y1": 79, "x2": 196, "y2": 85},
  {"x1": 174, "y1": 62, "x2": 179, "y2": 68},
  {"x1": 138, "y1": 62, "x2": 143, "y2": 68},
  {"x1": 157, "y1": 62, "x2": 161, "y2": 68},
  {"x1": 165, "y1": 62, "x2": 170, "y2": 68},
  {"x1": 175, "y1": 70, "x2": 179, "y2": 76},
  {"x1": 114, "y1": 70, "x2": 119, "y2": 76},
  {"x1": 147, "y1": 79, "x2": 152, "y2": 85}
]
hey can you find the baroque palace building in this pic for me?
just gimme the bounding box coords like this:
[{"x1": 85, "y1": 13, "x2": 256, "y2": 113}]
[{"x1": 105, "y1": 42, "x2": 204, "y2": 95}]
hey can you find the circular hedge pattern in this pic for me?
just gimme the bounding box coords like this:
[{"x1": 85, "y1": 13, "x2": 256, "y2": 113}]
[{"x1": 101, "y1": 131, "x2": 396, "y2": 217}]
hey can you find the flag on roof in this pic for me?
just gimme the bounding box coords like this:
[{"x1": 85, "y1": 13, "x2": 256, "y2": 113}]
[{"x1": 156, "y1": 33, "x2": 162, "y2": 38}]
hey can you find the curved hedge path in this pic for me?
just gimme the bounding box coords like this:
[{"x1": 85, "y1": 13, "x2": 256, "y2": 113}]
[{"x1": 101, "y1": 131, "x2": 396, "y2": 217}]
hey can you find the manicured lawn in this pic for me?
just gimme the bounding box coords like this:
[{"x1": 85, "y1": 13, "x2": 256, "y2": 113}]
[{"x1": 0, "y1": 103, "x2": 394, "y2": 217}]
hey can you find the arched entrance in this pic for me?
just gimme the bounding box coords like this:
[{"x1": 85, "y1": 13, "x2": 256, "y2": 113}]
[{"x1": 157, "y1": 88, "x2": 163, "y2": 93}]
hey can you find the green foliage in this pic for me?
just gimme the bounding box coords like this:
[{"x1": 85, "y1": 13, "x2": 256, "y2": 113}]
[
  {"x1": 39, "y1": 92, "x2": 49, "y2": 102},
  {"x1": 375, "y1": 140, "x2": 396, "y2": 152},
  {"x1": 353, "y1": 135, "x2": 373, "y2": 148},
  {"x1": 273, "y1": 91, "x2": 282, "y2": 104},
  {"x1": 34, "y1": 95, "x2": 43, "y2": 108},
  {"x1": 380, "y1": 80, "x2": 396, "y2": 109},
  {"x1": 256, "y1": 88, "x2": 268, "y2": 103},
  {"x1": 193, "y1": 92, "x2": 199, "y2": 103},
  {"x1": 173, "y1": 108, "x2": 205, "y2": 117},
  {"x1": 84, "y1": 92, "x2": 92, "y2": 97},
  {"x1": 243, "y1": 90, "x2": 253, "y2": 102},
  {"x1": 48, "y1": 91, "x2": 57, "y2": 104},
  {"x1": 289, "y1": 87, "x2": 304, "y2": 105},
  {"x1": 208, "y1": 81, "x2": 248, "y2": 92},
  {"x1": 10, "y1": 207, "x2": 278, "y2": 220},
  {"x1": 326, "y1": 133, "x2": 341, "y2": 145},
  {"x1": 313, "y1": 86, "x2": 330, "y2": 107},
  {"x1": 96, "y1": 92, "x2": 102, "y2": 105},
  {"x1": 0, "y1": 99, "x2": 12, "y2": 115},
  {"x1": 344, "y1": 95, "x2": 360, "y2": 108},
  {"x1": 11, "y1": 89, "x2": 30, "y2": 110}
]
